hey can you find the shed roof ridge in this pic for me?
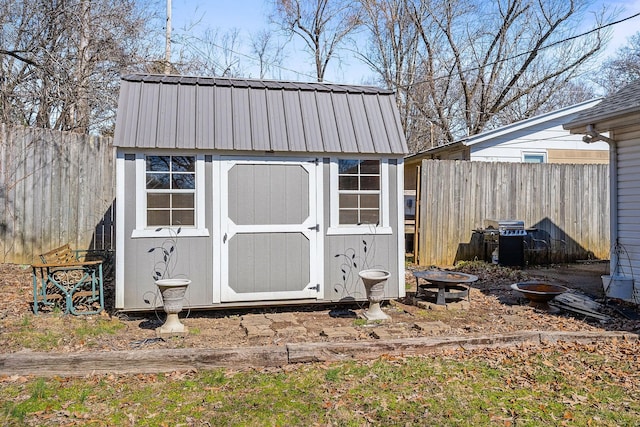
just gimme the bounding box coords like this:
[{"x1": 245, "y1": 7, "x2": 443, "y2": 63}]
[{"x1": 121, "y1": 73, "x2": 393, "y2": 94}]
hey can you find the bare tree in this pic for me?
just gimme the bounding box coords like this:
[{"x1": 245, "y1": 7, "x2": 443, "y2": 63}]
[
  {"x1": 249, "y1": 30, "x2": 285, "y2": 79},
  {"x1": 165, "y1": 0, "x2": 172, "y2": 74},
  {"x1": 416, "y1": 0, "x2": 607, "y2": 143},
  {"x1": 358, "y1": 0, "x2": 609, "y2": 151},
  {"x1": 358, "y1": 0, "x2": 438, "y2": 150},
  {"x1": 0, "y1": 0, "x2": 161, "y2": 135},
  {"x1": 173, "y1": 27, "x2": 245, "y2": 77},
  {"x1": 597, "y1": 32, "x2": 640, "y2": 94},
  {"x1": 273, "y1": 0, "x2": 362, "y2": 81}
]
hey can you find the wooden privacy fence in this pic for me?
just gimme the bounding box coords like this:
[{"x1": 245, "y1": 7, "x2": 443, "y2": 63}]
[
  {"x1": 416, "y1": 160, "x2": 610, "y2": 266},
  {"x1": 0, "y1": 124, "x2": 115, "y2": 264},
  {"x1": 1, "y1": 125, "x2": 610, "y2": 267}
]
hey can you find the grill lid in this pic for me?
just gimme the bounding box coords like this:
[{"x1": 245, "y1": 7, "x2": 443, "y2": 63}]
[
  {"x1": 498, "y1": 220, "x2": 524, "y2": 229},
  {"x1": 498, "y1": 220, "x2": 526, "y2": 236}
]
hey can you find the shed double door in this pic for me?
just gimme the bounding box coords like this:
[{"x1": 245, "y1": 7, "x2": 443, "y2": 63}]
[{"x1": 220, "y1": 158, "x2": 320, "y2": 302}]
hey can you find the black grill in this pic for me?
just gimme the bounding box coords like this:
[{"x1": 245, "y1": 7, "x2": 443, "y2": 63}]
[{"x1": 497, "y1": 220, "x2": 525, "y2": 267}]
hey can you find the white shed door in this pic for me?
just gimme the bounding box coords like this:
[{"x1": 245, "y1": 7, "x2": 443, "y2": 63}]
[{"x1": 220, "y1": 158, "x2": 320, "y2": 302}]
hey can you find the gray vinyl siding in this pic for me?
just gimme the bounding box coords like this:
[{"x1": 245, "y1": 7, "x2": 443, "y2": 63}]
[
  {"x1": 323, "y1": 160, "x2": 401, "y2": 301},
  {"x1": 562, "y1": 80, "x2": 640, "y2": 299},
  {"x1": 123, "y1": 233, "x2": 212, "y2": 310},
  {"x1": 326, "y1": 234, "x2": 398, "y2": 301},
  {"x1": 120, "y1": 154, "x2": 215, "y2": 310},
  {"x1": 615, "y1": 128, "x2": 640, "y2": 276},
  {"x1": 118, "y1": 152, "x2": 403, "y2": 309}
]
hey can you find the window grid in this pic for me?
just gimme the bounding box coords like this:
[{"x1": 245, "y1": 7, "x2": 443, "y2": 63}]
[
  {"x1": 338, "y1": 160, "x2": 380, "y2": 225},
  {"x1": 145, "y1": 156, "x2": 196, "y2": 226}
]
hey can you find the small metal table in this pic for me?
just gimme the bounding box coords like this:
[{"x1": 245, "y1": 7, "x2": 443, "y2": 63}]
[{"x1": 413, "y1": 270, "x2": 478, "y2": 305}]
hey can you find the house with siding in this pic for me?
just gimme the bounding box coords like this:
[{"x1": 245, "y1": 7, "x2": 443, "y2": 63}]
[
  {"x1": 403, "y1": 100, "x2": 609, "y2": 253},
  {"x1": 113, "y1": 74, "x2": 408, "y2": 311},
  {"x1": 405, "y1": 99, "x2": 608, "y2": 193},
  {"x1": 564, "y1": 79, "x2": 640, "y2": 301}
]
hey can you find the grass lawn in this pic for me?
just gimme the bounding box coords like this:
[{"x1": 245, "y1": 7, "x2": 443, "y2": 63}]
[{"x1": 2, "y1": 340, "x2": 639, "y2": 426}]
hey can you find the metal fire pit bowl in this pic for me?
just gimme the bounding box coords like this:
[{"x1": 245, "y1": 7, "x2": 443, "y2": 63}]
[
  {"x1": 413, "y1": 270, "x2": 478, "y2": 305},
  {"x1": 511, "y1": 281, "x2": 569, "y2": 309}
]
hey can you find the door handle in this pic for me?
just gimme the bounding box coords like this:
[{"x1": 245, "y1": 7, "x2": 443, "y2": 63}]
[
  {"x1": 308, "y1": 224, "x2": 319, "y2": 231},
  {"x1": 223, "y1": 233, "x2": 227, "y2": 243}
]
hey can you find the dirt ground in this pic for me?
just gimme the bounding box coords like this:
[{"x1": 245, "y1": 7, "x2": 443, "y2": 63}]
[{"x1": 1, "y1": 261, "x2": 639, "y2": 355}]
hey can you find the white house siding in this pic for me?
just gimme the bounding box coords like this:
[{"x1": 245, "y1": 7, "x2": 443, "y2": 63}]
[
  {"x1": 615, "y1": 128, "x2": 640, "y2": 279},
  {"x1": 469, "y1": 127, "x2": 609, "y2": 162}
]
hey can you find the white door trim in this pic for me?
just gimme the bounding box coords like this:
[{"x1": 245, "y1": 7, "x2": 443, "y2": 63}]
[{"x1": 219, "y1": 156, "x2": 321, "y2": 302}]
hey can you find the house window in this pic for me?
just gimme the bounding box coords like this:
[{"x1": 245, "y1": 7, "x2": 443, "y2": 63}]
[
  {"x1": 145, "y1": 155, "x2": 196, "y2": 226},
  {"x1": 338, "y1": 159, "x2": 380, "y2": 225},
  {"x1": 523, "y1": 153, "x2": 546, "y2": 163}
]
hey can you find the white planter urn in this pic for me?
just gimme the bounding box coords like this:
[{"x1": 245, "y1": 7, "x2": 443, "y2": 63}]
[
  {"x1": 359, "y1": 269, "x2": 391, "y2": 321},
  {"x1": 155, "y1": 278, "x2": 191, "y2": 337}
]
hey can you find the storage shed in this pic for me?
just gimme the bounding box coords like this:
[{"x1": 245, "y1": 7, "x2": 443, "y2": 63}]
[
  {"x1": 113, "y1": 74, "x2": 408, "y2": 310},
  {"x1": 564, "y1": 79, "x2": 640, "y2": 301}
]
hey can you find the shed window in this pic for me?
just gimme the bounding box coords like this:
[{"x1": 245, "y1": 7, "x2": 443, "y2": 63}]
[
  {"x1": 145, "y1": 156, "x2": 196, "y2": 226},
  {"x1": 338, "y1": 160, "x2": 380, "y2": 225},
  {"x1": 327, "y1": 158, "x2": 391, "y2": 234}
]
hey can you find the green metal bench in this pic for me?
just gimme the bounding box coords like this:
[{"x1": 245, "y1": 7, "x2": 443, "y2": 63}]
[{"x1": 31, "y1": 244, "x2": 104, "y2": 315}]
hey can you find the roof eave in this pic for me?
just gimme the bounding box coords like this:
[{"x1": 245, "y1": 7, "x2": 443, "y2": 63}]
[
  {"x1": 404, "y1": 141, "x2": 464, "y2": 161},
  {"x1": 564, "y1": 107, "x2": 640, "y2": 133},
  {"x1": 465, "y1": 99, "x2": 602, "y2": 146}
]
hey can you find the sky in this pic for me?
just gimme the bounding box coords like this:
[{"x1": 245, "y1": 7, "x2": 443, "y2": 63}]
[
  {"x1": 169, "y1": 0, "x2": 640, "y2": 85},
  {"x1": 170, "y1": 0, "x2": 370, "y2": 83},
  {"x1": 597, "y1": 0, "x2": 640, "y2": 52}
]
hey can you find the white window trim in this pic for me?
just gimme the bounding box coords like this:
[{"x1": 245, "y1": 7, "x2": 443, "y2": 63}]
[
  {"x1": 396, "y1": 157, "x2": 405, "y2": 298},
  {"x1": 115, "y1": 153, "x2": 126, "y2": 308},
  {"x1": 522, "y1": 151, "x2": 547, "y2": 163},
  {"x1": 327, "y1": 157, "x2": 392, "y2": 236},
  {"x1": 131, "y1": 153, "x2": 209, "y2": 238}
]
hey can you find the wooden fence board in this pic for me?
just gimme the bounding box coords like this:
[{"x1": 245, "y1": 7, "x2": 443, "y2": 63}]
[
  {"x1": 0, "y1": 125, "x2": 115, "y2": 264},
  {"x1": 417, "y1": 160, "x2": 610, "y2": 266}
]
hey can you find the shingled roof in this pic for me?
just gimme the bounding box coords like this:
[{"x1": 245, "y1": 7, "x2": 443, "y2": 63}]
[
  {"x1": 564, "y1": 79, "x2": 640, "y2": 131},
  {"x1": 114, "y1": 74, "x2": 408, "y2": 154}
]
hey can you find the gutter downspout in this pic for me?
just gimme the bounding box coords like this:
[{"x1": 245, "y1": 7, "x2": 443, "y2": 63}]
[
  {"x1": 582, "y1": 124, "x2": 617, "y2": 267},
  {"x1": 609, "y1": 141, "x2": 618, "y2": 271}
]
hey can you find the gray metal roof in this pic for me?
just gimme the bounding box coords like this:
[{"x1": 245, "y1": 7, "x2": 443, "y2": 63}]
[
  {"x1": 564, "y1": 79, "x2": 640, "y2": 131},
  {"x1": 114, "y1": 74, "x2": 408, "y2": 154}
]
